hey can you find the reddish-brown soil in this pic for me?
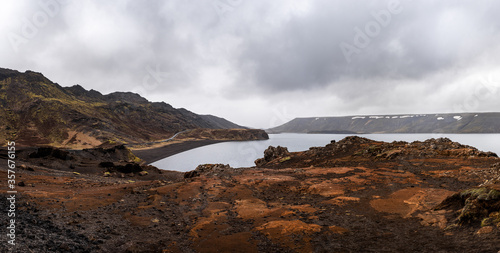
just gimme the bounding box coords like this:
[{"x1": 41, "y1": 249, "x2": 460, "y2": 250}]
[{"x1": 1, "y1": 136, "x2": 500, "y2": 252}]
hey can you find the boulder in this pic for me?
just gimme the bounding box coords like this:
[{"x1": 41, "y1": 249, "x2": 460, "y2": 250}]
[
  {"x1": 184, "y1": 164, "x2": 231, "y2": 178},
  {"x1": 255, "y1": 146, "x2": 290, "y2": 166}
]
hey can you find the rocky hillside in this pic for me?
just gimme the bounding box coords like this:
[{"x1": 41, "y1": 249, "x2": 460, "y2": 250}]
[
  {"x1": 0, "y1": 68, "x2": 247, "y2": 147},
  {"x1": 268, "y1": 113, "x2": 500, "y2": 134}
]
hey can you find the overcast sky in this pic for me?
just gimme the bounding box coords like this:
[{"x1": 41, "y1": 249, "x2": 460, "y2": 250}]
[{"x1": 2, "y1": 0, "x2": 500, "y2": 128}]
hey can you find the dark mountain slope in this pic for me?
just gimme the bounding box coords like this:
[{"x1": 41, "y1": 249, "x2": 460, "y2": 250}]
[
  {"x1": 268, "y1": 113, "x2": 500, "y2": 134},
  {"x1": 199, "y1": 114, "x2": 247, "y2": 129},
  {"x1": 0, "y1": 68, "x2": 245, "y2": 146}
]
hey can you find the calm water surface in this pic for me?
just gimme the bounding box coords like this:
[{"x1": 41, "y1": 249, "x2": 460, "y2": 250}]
[{"x1": 151, "y1": 133, "x2": 500, "y2": 172}]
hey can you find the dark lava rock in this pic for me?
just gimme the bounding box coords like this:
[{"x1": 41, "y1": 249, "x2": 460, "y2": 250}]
[
  {"x1": 0, "y1": 200, "x2": 97, "y2": 253},
  {"x1": 114, "y1": 163, "x2": 143, "y2": 174},
  {"x1": 29, "y1": 147, "x2": 54, "y2": 158},
  {"x1": 336, "y1": 136, "x2": 372, "y2": 145},
  {"x1": 485, "y1": 152, "x2": 498, "y2": 158},
  {"x1": 264, "y1": 146, "x2": 290, "y2": 161},
  {"x1": 185, "y1": 164, "x2": 232, "y2": 178},
  {"x1": 98, "y1": 161, "x2": 115, "y2": 168},
  {"x1": 255, "y1": 146, "x2": 290, "y2": 166},
  {"x1": 29, "y1": 147, "x2": 71, "y2": 160},
  {"x1": 184, "y1": 170, "x2": 199, "y2": 179}
]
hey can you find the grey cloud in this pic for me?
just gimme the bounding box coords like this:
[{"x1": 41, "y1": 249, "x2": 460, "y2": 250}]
[
  {"x1": 1, "y1": 0, "x2": 500, "y2": 128},
  {"x1": 236, "y1": 0, "x2": 500, "y2": 96}
]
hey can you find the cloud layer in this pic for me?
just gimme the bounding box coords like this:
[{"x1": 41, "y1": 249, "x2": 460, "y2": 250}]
[{"x1": 2, "y1": 0, "x2": 500, "y2": 128}]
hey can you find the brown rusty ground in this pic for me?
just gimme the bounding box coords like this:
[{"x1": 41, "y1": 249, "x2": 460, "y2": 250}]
[{"x1": 1, "y1": 136, "x2": 500, "y2": 252}]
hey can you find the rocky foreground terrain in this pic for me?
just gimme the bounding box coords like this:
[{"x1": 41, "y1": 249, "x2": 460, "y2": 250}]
[{"x1": 1, "y1": 136, "x2": 500, "y2": 252}]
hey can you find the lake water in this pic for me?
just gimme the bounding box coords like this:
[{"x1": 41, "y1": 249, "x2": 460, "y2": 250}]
[{"x1": 151, "y1": 133, "x2": 500, "y2": 172}]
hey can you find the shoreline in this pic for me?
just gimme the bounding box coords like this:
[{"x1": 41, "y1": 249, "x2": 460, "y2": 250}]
[{"x1": 131, "y1": 140, "x2": 226, "y2": 164}]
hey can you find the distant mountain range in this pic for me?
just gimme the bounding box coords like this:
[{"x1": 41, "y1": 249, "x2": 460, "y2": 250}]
[
  {"x1": 268, "y1": 113, "x2": 500, "y2": 134},
  {"x1": 0, "y1": 68, "x2": 245, "y2": 147}
]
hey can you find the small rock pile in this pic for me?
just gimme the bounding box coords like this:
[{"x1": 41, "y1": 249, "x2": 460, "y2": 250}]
[
  {"x1": 410, "y1": 138, "x2": 498, "y2": 158},
  {"x1": 184, "y1": 164, "x2": 232, "y2": 178},
  {"x1": 325, "y1": 136, "x2": 372, "y2": 151}
]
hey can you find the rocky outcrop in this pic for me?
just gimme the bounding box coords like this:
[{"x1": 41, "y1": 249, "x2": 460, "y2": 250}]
[
  {"x1": 14, "y1": 145, "x2": 163, "y2": 179},
  {"x1": 435, "y1": 187, "x2": 500, "y2": 227},
  {"x1": 255, "y1": 136, "x2": 495, "y2": 169},
  {"x1": 99, "y1": 161, "x2": 157, "y2": 175},
  {"x1": 184, "y1": 164, "x2": 232, "y2": 178},
  {"x1": 254, "y1": 146, "x2": 290, "y2": 166},
  {"x1": 28, "y1": 146, "x2": 71, "y2": 160}
]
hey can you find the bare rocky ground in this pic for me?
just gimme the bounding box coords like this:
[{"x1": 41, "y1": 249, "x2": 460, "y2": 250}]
[{"x1": 1, "y1": 136, "x2": 500, "y2": 252}]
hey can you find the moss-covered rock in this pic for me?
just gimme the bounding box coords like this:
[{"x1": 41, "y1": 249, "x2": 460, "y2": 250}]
[{"x1": 435, "y1": 187, "x2": 500, "y2": 226}]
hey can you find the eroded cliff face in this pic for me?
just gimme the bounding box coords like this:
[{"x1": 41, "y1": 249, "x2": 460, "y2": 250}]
[{"x1": 1, "y1": 136, "x2": 499, "y2": 252}]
